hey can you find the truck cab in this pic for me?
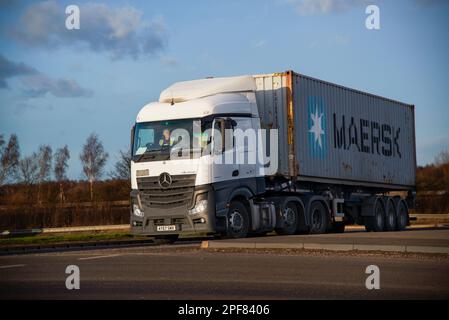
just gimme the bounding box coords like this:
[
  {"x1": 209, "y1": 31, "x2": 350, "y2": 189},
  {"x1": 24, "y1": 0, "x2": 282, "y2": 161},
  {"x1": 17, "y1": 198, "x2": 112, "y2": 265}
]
[{"x1": 130, "y1": 76, "x2": 272, "y2": 240}]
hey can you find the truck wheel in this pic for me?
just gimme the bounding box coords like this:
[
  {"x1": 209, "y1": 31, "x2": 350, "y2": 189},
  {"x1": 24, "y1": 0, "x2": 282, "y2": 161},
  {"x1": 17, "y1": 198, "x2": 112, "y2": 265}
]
[
  {"x1": 330, "y1": 222, "x2": 345, "y2": 233},
  {"x1": 365, "y1": 200, "x2": 385, "y2": 232},
  {"x1": 309, "y1": 201, "x2": 328, "y2": 234},
  {"x1": 384, "y1": 198, "x2": 397, "y2": 231},
  {"x1": 154, "y1": 234, "x2": 179, "y2": 244},
  {"x1": 226, "y1": 201, "x2": 249, "y2": 238},
  {"x1": 275, "y1": 202, "x2": 299, "y2": 235},
  {"x1": 396, "y1": 200, "x2": 409, "y2": 231}
]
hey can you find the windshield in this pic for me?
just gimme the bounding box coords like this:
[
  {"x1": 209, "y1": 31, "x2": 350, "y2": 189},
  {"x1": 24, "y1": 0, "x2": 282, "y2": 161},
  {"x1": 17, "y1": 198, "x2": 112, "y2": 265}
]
[{"x1": 132, "y1": 118, "x2": 212, "y2": 162}]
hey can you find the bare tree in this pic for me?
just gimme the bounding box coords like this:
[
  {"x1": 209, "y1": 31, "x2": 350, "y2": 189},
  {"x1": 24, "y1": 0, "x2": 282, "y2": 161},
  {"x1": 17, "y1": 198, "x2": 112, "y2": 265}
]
[
  {"x1": 18, "y1": 154, "x2": 39, "y2": 185},
  {"x1": 18, "y1": 153, "x2": 39, "y2": 201},
  {"x1": 80, "y1": 133, "x2": 108, "y2": 201},
  {"x1": 0, "y1": 134, "x2": 20, "y2": 185},
  {"x1": 109, "y1": 149, "x2": 131, "y2": 180},
  {"x1": 36, "y1": 145, "x2": 52, "y2": 204},
  {"x1": 435, "y1": 150, "x2": 449, "y2": 193},
  {"x1": 435, "y1": 150, "x2": 449, "y2": 166},
  {"x1": 54, "y1": 145, "x2": 70, "y2": 203}
]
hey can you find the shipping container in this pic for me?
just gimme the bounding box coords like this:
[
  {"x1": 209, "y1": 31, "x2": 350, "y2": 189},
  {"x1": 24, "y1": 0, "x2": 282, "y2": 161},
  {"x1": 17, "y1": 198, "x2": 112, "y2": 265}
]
[{"x1": 255, "y1": 71, "x2": 416, "y2": 190}]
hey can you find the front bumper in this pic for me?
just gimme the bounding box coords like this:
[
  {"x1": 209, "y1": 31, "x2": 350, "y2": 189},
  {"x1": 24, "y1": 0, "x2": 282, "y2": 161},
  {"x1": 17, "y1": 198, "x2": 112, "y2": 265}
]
[{"x1": 130, "y1": 185, "x2": 216, "y2": 236}]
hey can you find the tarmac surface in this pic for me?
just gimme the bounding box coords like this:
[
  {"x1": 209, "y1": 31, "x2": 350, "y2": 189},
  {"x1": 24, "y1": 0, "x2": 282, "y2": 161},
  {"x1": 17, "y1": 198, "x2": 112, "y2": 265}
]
[
  {"x1": 201, "y1": 227, "x2": 449, "y2": 253},
  {"x1": 1, "y1": 227, "x2": 449, "y2": 300}
]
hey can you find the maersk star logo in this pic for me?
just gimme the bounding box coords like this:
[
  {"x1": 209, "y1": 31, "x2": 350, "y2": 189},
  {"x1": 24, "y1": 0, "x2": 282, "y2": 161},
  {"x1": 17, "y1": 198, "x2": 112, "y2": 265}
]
[
  {"x1": 307, "y1": 96, "x2": 327, "y2": 158},
  {"x1": 309, "y1": 108, "x2": 325, "y2": 149}
]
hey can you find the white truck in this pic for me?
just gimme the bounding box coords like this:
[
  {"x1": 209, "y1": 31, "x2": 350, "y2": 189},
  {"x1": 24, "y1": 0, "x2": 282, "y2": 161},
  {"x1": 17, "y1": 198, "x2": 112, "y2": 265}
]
[{"x1": 130, "y1": 71, "x2": 416, "y2": 242}]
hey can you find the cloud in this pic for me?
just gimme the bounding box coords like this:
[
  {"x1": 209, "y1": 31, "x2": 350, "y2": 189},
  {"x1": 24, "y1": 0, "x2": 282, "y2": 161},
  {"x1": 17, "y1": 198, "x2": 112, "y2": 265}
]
[
  {"x1": 285, "y1": 0, "x2": 445, "y2": 15},
  {"x1": 10, "y1": 1, "x2": 167, "y2": 60},
  {"x1": 20, "y1": 75, "x2": 93, "y2": 98},
  {"x1": 0, "y1": 53, "x2": 38, "y2": 88},
  {"x1": 160, "y1": 56, "x2": 180, "y2": 67},
  {"x1": 334, "y1": 34, "x2": 350, "y2": 45},
  {"x1": 414, "y1": 0, "x2": 446, "y2": 6},
  {"x1": 0, "y1": 54, "x2": 92, "y2": 98},
  {"x1": 286, "y1": 0, "x2": 368, "y2": 15},
  {"x1": 0, "y1": 0, "x2": 15, "y2": 8},
  {"x1": 308, "y1": 40, "x2": 319, "y2": 49},
  {"x1": 252, "y1": 40, "x2": 267, "y2": 48}
]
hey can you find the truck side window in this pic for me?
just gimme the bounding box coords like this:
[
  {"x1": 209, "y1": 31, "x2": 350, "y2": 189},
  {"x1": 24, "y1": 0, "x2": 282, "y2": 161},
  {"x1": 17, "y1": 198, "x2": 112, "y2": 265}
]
[
  {"x1": 224, "y1": 118, "x2": 236, "y2": 151},
  {"x1": 213, "y1": 118, "x2": 235, "y2": 153},
  {"x1": 233, "y1": 118, "x2": 253, "y2": 152}
]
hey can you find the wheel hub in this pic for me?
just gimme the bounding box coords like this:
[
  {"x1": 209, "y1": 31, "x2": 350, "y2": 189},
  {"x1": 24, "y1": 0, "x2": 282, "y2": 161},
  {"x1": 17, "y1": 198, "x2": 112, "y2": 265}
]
[
  {"x1": 312, "y1": 209, "x2": 322, "y2": 229},
  {"x1": 376, "y1": 205, "x2": 383, "y2": 225},
  {"x1": 229, "y1": 211, "x2": 243, "y2": 232},
  {"x1": 388, "y1": 208, "x2": 395, "y2": 225},
  {"x1": 283, "y1": 207, "x2": 296, "y2": 226}
]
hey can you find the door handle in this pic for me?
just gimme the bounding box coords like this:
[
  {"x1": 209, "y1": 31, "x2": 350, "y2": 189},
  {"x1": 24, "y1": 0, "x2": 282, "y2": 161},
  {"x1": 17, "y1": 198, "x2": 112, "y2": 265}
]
[{"x1": 232, "y1": 170, "x2": 239, "y2": 177}]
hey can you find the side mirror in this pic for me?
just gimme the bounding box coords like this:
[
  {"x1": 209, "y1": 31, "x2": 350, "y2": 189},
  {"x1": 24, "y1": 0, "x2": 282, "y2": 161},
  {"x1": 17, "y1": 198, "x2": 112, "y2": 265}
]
[
  {"x1": 130, "y1": 125, "x2": 135, "y2": 157},
  {"x1": 227, "y1": 118, "x2": 237, "y2": 127}
]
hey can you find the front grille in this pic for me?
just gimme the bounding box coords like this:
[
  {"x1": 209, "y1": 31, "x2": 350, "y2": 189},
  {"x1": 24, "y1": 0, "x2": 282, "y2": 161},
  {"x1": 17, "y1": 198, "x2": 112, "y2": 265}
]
[{"x1": 137, "y1": 174, "x2": 196, "y2": 209}]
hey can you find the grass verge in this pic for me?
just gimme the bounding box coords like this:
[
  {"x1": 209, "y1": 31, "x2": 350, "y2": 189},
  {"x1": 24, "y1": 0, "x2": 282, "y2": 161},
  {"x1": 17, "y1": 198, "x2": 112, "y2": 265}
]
[
  {"x1": 0, "y1": 231, "x2": 210, "y2": 247},
  {"x1": 0, "y1": 231, "x2": 141, "y2": 246}
]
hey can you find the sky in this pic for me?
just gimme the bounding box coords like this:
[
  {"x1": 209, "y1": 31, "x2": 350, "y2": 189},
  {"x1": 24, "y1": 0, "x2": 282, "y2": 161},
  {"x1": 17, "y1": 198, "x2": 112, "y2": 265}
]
[{"x1": 1, "y1": 0, "x2": 448, "y2": 180}]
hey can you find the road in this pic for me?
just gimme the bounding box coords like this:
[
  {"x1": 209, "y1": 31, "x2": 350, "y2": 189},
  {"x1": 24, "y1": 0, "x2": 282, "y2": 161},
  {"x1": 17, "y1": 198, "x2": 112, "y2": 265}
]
[
  {"x1": 1, "y1": 242, "x2": 449, "y2": 299},
  {"x1": 209, "y1": 227, "x2": 449, "y2": 248}
]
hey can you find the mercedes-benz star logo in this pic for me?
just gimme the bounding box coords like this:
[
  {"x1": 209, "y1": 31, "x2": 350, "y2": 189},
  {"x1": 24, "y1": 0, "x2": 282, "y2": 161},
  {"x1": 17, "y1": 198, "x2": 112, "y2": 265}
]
[{"x1": 158, "y1": 172, "x2": 172, "y2": 188}]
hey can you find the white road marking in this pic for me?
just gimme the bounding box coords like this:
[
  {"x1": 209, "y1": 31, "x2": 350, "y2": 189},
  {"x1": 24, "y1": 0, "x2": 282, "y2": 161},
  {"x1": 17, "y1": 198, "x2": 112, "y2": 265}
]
[
  {"x1": 0, "y1": 264, "x2": 26, "y2": 269},
  {"x1": 78, "y1": 254, "x2": 122, "y2": 261}
]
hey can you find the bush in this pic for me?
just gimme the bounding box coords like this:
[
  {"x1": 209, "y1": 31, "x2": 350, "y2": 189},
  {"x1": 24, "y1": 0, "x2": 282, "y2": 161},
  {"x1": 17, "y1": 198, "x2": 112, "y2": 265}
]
[
  {"x1": 0, "y1": 179, "x2": 130, "y2": 230},
  {"x1": 0, "y1": 203, "x2": 129, "y2": 230}
]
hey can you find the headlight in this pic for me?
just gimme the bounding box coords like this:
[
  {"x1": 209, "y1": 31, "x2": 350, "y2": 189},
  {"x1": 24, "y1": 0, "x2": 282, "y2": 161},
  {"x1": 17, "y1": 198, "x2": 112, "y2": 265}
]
[
  {"x1": 133, "y1": 204, "x2": 144, "y2": 217},
  {"x1": 188, "y1": 199, "x2": 208, "y2": 215}
]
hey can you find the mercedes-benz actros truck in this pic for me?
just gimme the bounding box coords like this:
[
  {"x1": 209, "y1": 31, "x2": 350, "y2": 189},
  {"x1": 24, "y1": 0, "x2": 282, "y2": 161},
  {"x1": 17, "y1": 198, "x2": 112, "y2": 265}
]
[{"x1": 130, "y1": 71, "x2": 416, "y2": 242}]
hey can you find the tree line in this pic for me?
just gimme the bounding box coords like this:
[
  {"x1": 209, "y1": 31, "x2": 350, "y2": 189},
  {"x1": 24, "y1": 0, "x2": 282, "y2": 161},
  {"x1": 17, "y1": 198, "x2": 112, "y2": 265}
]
[
  {"x1": 2, "y1": 131, "x2": 448, "y2": 192},
  {"x1": 416, "y1": 150, "x2": 449, "y2": 193},
  {"x1": 0, "y1": 133, "x2": 130, "y2": 202}
]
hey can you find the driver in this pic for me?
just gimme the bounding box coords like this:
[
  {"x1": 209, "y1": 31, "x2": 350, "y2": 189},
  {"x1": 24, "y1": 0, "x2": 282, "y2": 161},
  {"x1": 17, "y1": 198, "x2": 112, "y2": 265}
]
[{"x1": 159, "y1": 129, "x2": 173, "y2": 147}]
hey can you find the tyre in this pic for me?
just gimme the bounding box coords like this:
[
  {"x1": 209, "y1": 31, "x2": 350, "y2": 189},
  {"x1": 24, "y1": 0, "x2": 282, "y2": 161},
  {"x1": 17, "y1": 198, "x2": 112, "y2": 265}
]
[
  {"x1": 396, "y1": 200, "x2": 409, "y2": 231},
  {"x1": 330, "y1": 222, "x2": 346, "y2": 233},
  {"x1": 154, "y1": 234, "x2": 179, "y2": 244},
  {"x1": 384, "y1": 198, "x2": 397, "y2": 231},
  {"x1": 309, "y1": 201, "x2": 328, "y2": 234},
  {"x1": 248, "y1": 232, "x2": 267, "y2": 238},
  {"x1": 226, "y1": 200, "x2": 250, "y2": 238},
  {"x1": 365, "y1": 199, "x2": 385, "y2": 232},
  {"x1": 275, "y1": 202, "x2": 299, "y2": 235}
]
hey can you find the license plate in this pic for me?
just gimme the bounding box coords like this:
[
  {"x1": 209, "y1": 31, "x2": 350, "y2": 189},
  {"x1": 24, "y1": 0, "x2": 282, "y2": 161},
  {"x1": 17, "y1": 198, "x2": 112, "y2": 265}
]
[{"x1": 156, "y1": 225, "x2": 176, "y2": 232}]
